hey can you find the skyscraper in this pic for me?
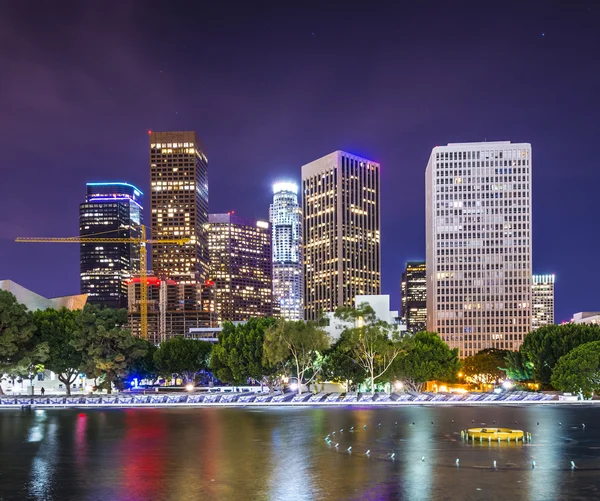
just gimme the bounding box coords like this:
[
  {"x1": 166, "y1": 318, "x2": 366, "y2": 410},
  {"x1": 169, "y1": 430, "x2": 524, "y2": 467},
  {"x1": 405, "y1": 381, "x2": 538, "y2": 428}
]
[
  {"x1": 532, "y1": 274, "x2": 555, "y2": 329},
  {"x1": 270, "y1": 182, "x2": 303, "y2": 321},
  {"x1": 207, "y1": 213, "x2": 273, "y2": 321},
  {"x1": 302, "y1": 151, "x2": 381, "y2": 320},
  {"x1": 426, "y1": 141, "x2": 532, "y2": 357},
  {"x1": 401, "y1": 261, "x2": 427, "y2": 332},
  {"x1": 79, "y1": 182, "x2": 142, "y2": 308},
  {"x1": 149, "y1": 131, "x2": 209, "y2": 284}
]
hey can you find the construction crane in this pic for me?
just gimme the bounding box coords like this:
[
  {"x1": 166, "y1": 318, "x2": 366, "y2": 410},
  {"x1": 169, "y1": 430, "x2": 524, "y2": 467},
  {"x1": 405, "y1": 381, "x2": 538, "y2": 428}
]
[{"x1": 16, "y1": 226, "x2": 189, "y2": 339}]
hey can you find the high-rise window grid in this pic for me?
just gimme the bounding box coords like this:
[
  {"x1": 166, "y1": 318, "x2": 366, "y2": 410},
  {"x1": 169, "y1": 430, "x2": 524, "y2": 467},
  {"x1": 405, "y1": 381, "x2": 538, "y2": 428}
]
[
  {"x1": 270, "y1": 183, "x2": 303, "y2": 321},
  {"x1": 532, "y1": 274, "x2": 555, "y2": 329},
  {"x1": 425, "y1": 142, "x2": 532, "y2": 357},
  {"x1": 79, "y1": 182, "x2": 142, "y2": 309},
  {"x1": 207, "y1": 213, "x2": 273, "y2": 322},
  {"x1": 302, "y1": 151, "x2": 381, "y2": 320},
  {"x1": 149, "y1": 131, "x2": 209, "y2": 284},
  {"x1": 401, "y1": 261, "x2": 427, "y2": 332}
]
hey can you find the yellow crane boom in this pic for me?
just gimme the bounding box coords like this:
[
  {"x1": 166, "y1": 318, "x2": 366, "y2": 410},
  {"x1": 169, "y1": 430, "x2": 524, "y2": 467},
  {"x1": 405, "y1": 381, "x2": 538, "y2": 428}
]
[{"x1": 16, "y1": 226, "x2": 189, "y2": 339}]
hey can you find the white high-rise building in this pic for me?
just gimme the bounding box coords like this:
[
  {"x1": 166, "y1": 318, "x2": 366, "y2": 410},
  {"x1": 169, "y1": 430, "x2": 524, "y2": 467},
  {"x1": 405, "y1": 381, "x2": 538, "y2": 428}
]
[
  {"x1": 270, "y1": 182, "x2": 303, "y2": 320},
  {"x1": 532, "y1": 274, "x2": 555, "y2": 329},
  {"x1": 426, "y1": 141, "x2": 532, "y2": 357},
  {"x1": 302, "y1": 151, "x2": 381, "y2": 320}
]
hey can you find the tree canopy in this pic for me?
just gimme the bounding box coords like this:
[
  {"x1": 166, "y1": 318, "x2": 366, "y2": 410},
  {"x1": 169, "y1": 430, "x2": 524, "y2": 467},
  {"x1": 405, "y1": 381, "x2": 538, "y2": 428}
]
[
  {"x1": 461, "y1": 348, "x2": 509, "y2": 386},
  {"x1": 500, "y1": 350, "x2": 533, "y2": 382},
  {"x1": 521, "y1": 323, "x2": 600, "y2": 386},
  {"x1": 263, "y1": 320, "x2": 329, "y2": 394},
  {"x1": 322, "y1": 337, "x2": 367, "y2": 389},
  {"x1": 127, "y1": 339, "x2": 159, "y2": 384},
  {"x1": 551, "y1": 341, "x2": 600, "y2": 399},
  {"x1": 154, "y1": 336, "x2": 212, "y2": 383},
  {"x1": 335, "y1": 303, "x2": 403, "y2": 394},
  {"x1": 72, "y1": 305, "x2": 146, "y2": 393},
  {"x1": 33, "y1": 307, "x2": 83, "y2": 395},
  {"x1": 0, "y1": 290, "x2": 48, "y2": 393},
  {"x1": 390, "y1": 331, "x2": 460, "y2": 392},
  {"x1": 210, "y1": 317, "x2": 277, "y2": 387}
]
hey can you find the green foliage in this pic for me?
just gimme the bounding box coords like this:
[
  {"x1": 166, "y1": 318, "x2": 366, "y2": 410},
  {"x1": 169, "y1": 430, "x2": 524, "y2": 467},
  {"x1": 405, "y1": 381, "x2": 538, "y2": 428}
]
[
  {"x1": 335, "y1": 303, "x2": 403, "y2": 394},
  {"x1": 73, "y1": 305, "x2": 146, "y2": 393},
  {"x1": 500, "y1": 350, "x2": 533, "y2": 382},
  {"x1": 521, "y1": 324, "x2": 600, "y2": 386},
  {"x1": 33, "y1": 307, "x2": 83, "y2": 395},
  {"x1": 154, "y1": 336, "x2": 212, "y2": 383},
  {"x1": 322, "y1": 337, "x2": 367, "y2": 387},
  {"x1": 551, "y1": 341, "x2": 600, "y2": 399},
  {"x1": 127, "y1": 339, "x2": 159, "y2": 384},
  {"x1": 210, "y1": 317, "x2": 277, "y2": 386},
  {"x1": 263, "y1": 320, "x2": 330, "y2": 393},
  {"x1": 390, "y1": 331, "x2": 460, "y2": 392},
  {"x1": 462, "y1": 348, "x2": 509, "y2": 385},
  {"x1": 0, "y1": 291, "x2": 48, "y2": 392}
]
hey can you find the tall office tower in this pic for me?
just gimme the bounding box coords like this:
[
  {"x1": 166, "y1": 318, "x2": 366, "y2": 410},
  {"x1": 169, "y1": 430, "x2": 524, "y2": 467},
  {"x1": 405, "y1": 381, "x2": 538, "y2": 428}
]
[
  {"x1": 79, "y1": 182, "x2": 143, "y2": 309},
  {"x1": 532, "y1": 274, "x2": 555, "y2": 330},
  {"x1": 425, "y1": 141, "x2": 532, "y2": 357},
  {"x1": 269, "y1": 182, "x2": 303, "y2": 321},
  {"x1": 401, "y1": 261, "x2": 427, "y2": 332},
  {"x1": 149, "y1": 131, "x2": 209, "y2": 284},
  {"x1": 302, "y1": 151, "x2": 381, "y2": 320},
  {"x1": 207, "y1": 213, "x2": 273, "y2": 321}
]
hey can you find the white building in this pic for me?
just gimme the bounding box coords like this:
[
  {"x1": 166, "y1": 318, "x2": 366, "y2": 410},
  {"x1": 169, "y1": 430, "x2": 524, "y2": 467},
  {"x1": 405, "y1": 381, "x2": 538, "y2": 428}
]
[
  {"x1": 323, "y1": 294, "x2": 403, "y2": 340},
  {"x1": 572, "y1": 312, "x2": 600, "y2": 325},
  {"x1": 532, "y1": 274, "x2": 555, "y2": 329},
  {"x1": 425, "y1": 141, "x2": 532, "y2": 357},
  {"x1": 302, "y1": 151, "x2": 381, "y2": 321},
  {"x1": 269, "y1": 182, "x2": 303, "y2": 320}
]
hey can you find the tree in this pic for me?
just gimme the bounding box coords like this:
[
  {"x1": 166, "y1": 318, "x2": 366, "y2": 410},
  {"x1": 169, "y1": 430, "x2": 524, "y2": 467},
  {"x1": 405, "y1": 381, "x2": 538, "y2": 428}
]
[
  {"x1": 462, "y1": 348, "x2": 509, "y2": 386},
  {"x1": 154, "y1": 337, "x2": 212, "y2": 383},
  {"x1": 210, "y1": 317, "x2": 278, "y2": 387},
  {"x1": 0, "y1": 290, "x2": 47, "y2": 395},
  {"x1": 335, "y1": 303, "x2": 403, "y2": 395},
  {"x1": 127, "y1": 339, "x2": 159, "y2": 385},
  {"x1": 500, "y1": 350, "x2": 533, "y2": 382},
  {"x1": 322, "y1": 337, "x2": 367, "y2": 391},
  {"x1": 521, "y1": 324, "x2": 600, "y2": 386},
  {"x1": 390, "y1": 331, "x2": 460, "y2": 392},
  {"x1": 551, "y1": 341, "x2": 600, "y2": 399},
  {"x1": 33, "y1": 307, "x2": 83, "y2": 395},
  {"x1": 263, "y1": 320, "x2": 330, "y2": 394},
  {"x1": 73, "y1": 305, "x2": 146, "y2": 393}
]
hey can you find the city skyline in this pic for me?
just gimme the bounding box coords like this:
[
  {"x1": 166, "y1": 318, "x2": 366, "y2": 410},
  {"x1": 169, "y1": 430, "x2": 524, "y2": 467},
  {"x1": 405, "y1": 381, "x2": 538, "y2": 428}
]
[{"x1": 1, "y1": 2, "x2": 599, "y2": 322}]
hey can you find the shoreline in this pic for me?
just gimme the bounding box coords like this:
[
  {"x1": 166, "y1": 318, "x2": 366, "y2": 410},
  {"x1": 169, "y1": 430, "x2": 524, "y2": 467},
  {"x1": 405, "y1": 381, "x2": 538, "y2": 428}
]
[{"x1": 1, "y1": 396, "x2": 596, "y2": 410}]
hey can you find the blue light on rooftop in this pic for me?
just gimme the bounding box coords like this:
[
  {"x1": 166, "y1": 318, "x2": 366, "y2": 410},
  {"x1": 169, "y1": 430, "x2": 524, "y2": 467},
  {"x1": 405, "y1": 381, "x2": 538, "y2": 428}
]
[{"x1": 86, "y1": 182, "x2": 143, "y2": 195}]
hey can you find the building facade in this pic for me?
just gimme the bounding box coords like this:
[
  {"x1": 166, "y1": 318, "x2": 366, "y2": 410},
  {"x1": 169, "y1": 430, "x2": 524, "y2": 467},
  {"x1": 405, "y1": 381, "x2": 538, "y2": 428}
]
[
  {"x1": 270, "y1": 182, "x2": 303, "y2": 321},
  {"x1": 302, "y1": 151, "x2": 381, "y2": 320},
  {"x1": 401, "y1": 261, "x2": 427, "y2": 332},
  {"x1": 532, "y1": 274, "x2": 555, "y2": 330},
  {"x1": 207, "y1": 213, "x2": 273, "y2": 321},
  {"x1": 572, "y1": 312, "x2": 600, "y2": 325},
  {"x1": 425, "y1": 141, "x2": 532, "y2": 357},
  {"x1": 149, "y1": 131, "x2": 209, "y2": 284},
  {"x1": 79, "y1": 182, "x2": 142, "y2": 308},
  {"x1": 127, "y1": 277, "x2": 212, "y2": 345}
]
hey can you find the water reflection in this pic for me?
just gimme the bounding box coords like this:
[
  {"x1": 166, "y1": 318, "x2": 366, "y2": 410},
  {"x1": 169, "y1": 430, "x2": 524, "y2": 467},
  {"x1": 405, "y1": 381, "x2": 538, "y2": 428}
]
[
  {"x1": 29, "y1": 418, "x2": 58, "y2": 499},
  {"x1": 0, "y1": 406, "x2": 599, "y2": 500}
]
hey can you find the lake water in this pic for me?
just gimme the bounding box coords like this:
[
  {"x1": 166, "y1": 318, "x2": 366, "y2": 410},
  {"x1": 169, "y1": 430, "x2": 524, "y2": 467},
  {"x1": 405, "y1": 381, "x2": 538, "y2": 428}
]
[{"x1": 1, "y1": 405, "x2": 600, "y2": 500}]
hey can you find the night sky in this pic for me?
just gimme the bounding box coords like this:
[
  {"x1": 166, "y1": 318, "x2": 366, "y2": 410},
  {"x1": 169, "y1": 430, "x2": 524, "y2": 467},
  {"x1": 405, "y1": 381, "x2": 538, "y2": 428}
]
[{"x1": 1, "y1": 1, "x2": 599, "y2": 323}]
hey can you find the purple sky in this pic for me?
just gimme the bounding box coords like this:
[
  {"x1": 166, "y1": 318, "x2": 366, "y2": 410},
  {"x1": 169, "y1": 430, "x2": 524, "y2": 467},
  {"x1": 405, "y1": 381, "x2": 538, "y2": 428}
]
[{"x1": 1, "y1": 1, "x2": 599, "y2": 322}]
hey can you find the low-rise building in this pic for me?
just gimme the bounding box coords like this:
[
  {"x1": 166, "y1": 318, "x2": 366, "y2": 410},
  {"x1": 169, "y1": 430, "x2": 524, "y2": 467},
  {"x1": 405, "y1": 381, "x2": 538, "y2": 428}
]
[
  {"x1": 572, "y1": 312, "x2": 600, "y2": 325},
  {"x1": 323, "y1": 294, "x2": 403, "y2": 340}
]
